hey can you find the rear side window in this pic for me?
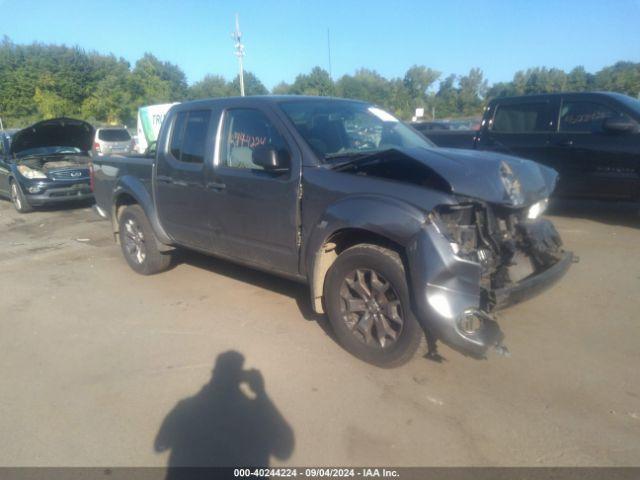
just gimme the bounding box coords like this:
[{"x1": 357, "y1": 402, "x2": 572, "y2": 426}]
[
  {"x1": 559, "y1": 101, "x2": 634, "y2": 133},
  {"x1": 492, "y1": 102, "x2": 550, "y2": 133},
  {"x1": 169, "y1": 110, "x2": 211, "y2": 163},
  {"x1": 98, "y1": 129, "x2": 131, "y2": 141}
]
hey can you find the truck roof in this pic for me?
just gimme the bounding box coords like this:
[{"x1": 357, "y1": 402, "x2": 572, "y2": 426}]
[
  {"x1": 487, "y1": 91, "x2": 635, "y2": 104},
  {"x1": 171, "y1": 95, "x2": 370, "y2": 110}
]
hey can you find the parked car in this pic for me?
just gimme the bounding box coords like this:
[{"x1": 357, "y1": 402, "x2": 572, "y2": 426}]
[
  {"x1": 92, "y1": 96, "x2": 572, "y2": 367},
  {"x1": 422, "y1": 92, "x2": 640, "y2": 200},
  {"x1": 93, "y1": 127, "x2": 133, "y2": 156},
  {"x1": 0, "y1": 118, "x2": 94, "y2": 213}
]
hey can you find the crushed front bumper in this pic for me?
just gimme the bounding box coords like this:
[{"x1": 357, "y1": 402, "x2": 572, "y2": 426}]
[
  {"x1": 407, "y1": 221, "x2": 572, "y2": 358},
  {"x1": 494, "y1": 251, "x2": 573, "y2": 310}
]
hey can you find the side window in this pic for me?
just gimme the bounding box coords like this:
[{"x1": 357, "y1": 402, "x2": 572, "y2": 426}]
[
  {"x1": 492, "y1": 102, "x2": 550, "y2": 133},
  {"x1": 220, "y1": 109, "x2": 289, "y2": 170},
  {"x1": 559, "y1": 101, "x2": 633, "y2": 133},
  {"x1": 169, "y1": 110, "x2": 211, "y2": 163},
  {"x1": 170, "y1": 112, "x2": 187, "y2": 160}
]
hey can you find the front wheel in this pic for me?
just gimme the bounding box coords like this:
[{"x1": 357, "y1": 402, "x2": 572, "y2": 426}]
[
  {"x1": 10, "y1": 180, "x2": 33, "y2": 213},
  {"x1": 324, "y1": 244, "x2": 423, "y2": 368},
  {"x1": 118, "y1": 204, "x2": 171, "y2": 275}
]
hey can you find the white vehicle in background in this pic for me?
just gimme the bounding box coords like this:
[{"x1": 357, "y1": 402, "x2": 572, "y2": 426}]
[{"x1": 136, "y1": 103, "x2": 178, "y2": 154}]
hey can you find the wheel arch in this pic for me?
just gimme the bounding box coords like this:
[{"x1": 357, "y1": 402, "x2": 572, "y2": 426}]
[
  {"x1": 305, "y1": 195, "x2": 427, "y2": 314},
  {"x1": 111, "y1": 176, "x2": 173, "y2": 249}
]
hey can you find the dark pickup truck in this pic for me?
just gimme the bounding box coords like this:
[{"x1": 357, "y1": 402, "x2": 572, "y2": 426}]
[
  {"x1": 420, "y1": 92, "x2": 640, "y2": 201},
  {"x1": 92, "y1": 96, "x2": 572, "y2": 367}
]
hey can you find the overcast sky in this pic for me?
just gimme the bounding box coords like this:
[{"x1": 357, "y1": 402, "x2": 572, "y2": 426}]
[{"x1": 2, "y1": 0, "x2": 639, "y2": 88}]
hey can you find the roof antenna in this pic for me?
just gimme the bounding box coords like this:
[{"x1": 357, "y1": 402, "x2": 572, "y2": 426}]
[{"x1": 232, "y1": 13, "x2": 246, "y2": 97}]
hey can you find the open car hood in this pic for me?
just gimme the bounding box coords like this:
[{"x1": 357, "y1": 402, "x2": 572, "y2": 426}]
[
  {"x1": 336, "y1": 147, "x2": 558, "y2": 207},
  {"x1": 10, "y1": 117, "x2": 95, "y2": 156}
]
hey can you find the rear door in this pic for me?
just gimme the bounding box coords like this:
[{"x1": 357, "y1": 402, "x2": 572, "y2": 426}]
[
  {"x1": 548, "y1": 97, "x2": 640, "y2": 199},
  {"x1": 478, "y1": 98, "x2": 558, "y2": 165},
  {"x1": 155, "y1": 109, "x2": 217, "y2": 250},
  {"x1": 206, "y1": 104, "x2": 301, "y2": 275}
]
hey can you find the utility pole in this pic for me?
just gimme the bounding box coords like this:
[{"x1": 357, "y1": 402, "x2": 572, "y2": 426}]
[{"x1": 232, "y1": 13, "x2": 245, "y2": 97}]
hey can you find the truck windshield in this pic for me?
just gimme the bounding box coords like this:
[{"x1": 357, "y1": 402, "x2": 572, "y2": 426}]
[{"x1": 279, "y1": 99, "x2": 435, "y2": 161}]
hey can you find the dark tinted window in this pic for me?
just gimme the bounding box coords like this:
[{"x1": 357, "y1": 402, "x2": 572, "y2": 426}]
[
  {"x1": 169, "y1": 112, "x2": 187, "y2": 160},
  {"x1": 180, "y1": 110, "x2": 211, "y2": 163},
  {"x1": 221, "y1": 109, "x2": 288, "y2": 170},
  {"x1": 492, "y1": 102, "x2": 550, "y2": 133},
  {"x1": 98, "y1": 129, "x2": 131, "y2": 141},
  {"x1": 559, "y1": 101, "x2": 634, "y2": 133}
]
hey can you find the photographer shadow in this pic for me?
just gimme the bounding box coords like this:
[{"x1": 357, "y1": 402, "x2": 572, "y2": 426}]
[{"x1": 155, "y1": 351, "x2": 294, "y2": 473}]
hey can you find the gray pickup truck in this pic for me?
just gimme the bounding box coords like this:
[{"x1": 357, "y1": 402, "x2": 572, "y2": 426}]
[{"x1": 92, "y1": 96, "x2": 572, "y2": 367}]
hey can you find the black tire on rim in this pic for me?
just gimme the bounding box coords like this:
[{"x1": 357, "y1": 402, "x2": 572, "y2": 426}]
[
  {"x1": 10, "y1": 180, "x2": 33, "y2": 213},
  {"x1": 118, "y1": 204, "x2": 171, "y2": 275},
  {"x1": 324, "y1": 244, "x2": 423, "y2": 367}
]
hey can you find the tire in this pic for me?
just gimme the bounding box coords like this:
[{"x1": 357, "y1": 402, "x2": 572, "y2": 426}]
[
  {"x1": 118, "y1": 204, "x2": 171, "y2": 275},
  {"x1": 324, "y1": 244, "x2": 423, "y2": 368},
  {"x1": 10, "y1": 180, "x2": 33, "y2": 213}
]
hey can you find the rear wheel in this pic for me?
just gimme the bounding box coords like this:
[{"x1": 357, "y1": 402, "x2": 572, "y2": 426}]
[
  {"x1": 10, "y1": 180, "x2": 33, "y2": 213},
  {"x1": 118, "y1": 205, "x2": 171, "y2": 275},
  {"x1": 324, "y1": 244, "x2": 423, "y2": 367}
]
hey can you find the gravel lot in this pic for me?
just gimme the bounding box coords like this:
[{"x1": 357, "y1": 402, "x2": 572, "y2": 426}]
[{"x1": 0, "y1": 198, "x2": 638, "y2": 467}]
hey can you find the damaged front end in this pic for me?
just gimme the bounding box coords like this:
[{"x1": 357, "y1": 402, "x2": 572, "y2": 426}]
[{"x1": 408, "y1": 200, "x2": 572, "y2": 358}]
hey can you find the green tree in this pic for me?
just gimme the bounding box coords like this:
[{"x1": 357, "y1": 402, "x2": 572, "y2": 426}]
[
  {"x1": 230, "y1": 71, "x2": 268, "y2": 96},
  {"x1": 187, "y1": 74, "x2": 231, "y2": 99},
  {"x1": 289, "y1": 67, "x2": 334, "y2": 96},
  {"x1": 272, "y1": 82, "x2": 292, "y2": 95}
]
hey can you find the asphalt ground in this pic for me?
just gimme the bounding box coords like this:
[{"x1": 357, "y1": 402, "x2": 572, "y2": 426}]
[{"x1": 0, "y1": 198, "x2": 638, "y2": 467}]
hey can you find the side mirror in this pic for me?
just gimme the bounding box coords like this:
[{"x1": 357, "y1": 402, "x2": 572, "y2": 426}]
[
  {"x1": 252, "y1": 145, "x2": 290, "y2": 172},
  {"x1": 603, "y1": 117, "x2": 638, "y2": 134}
]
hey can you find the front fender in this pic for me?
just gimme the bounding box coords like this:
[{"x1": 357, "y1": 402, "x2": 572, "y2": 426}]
[
  {"x1": 112, "y1": 175, "x2": 172, "y2": 247},
  {"x1": 304, "y1": 194, "x2": 429, "y2": 314}
]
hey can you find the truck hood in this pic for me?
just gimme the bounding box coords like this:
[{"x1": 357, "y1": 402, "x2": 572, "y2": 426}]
[
  {"x1": 335, "y1": 147, "x2": 558, "y2": 207},
  {"x1": 10, "y1": 117, "x2": 95, "y2": 156}
]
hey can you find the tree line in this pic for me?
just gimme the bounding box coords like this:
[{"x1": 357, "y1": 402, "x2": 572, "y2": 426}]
[{"x1": 1, "y1": 37, "x2": 639, "y2": 128}]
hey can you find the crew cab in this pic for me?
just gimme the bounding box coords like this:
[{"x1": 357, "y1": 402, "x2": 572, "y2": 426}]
[
  {"x1": 421, "y1": 92, "x2": 640, "y2": 201},
  {"x1": 0, "y1": 118, "x2": 94, "y2": 212},
  {"x1": 92, "y1": 96, "x2": 572, "y2": 367}
]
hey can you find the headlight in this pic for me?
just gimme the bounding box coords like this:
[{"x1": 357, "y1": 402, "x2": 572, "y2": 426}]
[
  {"x1": 17, "y1": 165, "x2": 47, "y2": 179},
  {"x1": 527, "y1": 198, "x2": 549, "y2": 220}
]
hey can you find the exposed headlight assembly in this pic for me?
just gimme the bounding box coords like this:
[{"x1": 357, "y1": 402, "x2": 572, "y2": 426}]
[
  {"x1": 527, "y1": 198, "x2": 549, "y2": 220},
  {"x1": 17, "y1": 165, "x2": 47, "y2": 179}
]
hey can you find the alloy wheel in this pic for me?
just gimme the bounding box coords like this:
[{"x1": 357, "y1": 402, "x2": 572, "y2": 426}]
[
  {"x1": 123, "y1": 218, "x2": 146, "y2": 264},
  {"x1": 339, "y1": 268, "x2": 404, "y2": 348}
]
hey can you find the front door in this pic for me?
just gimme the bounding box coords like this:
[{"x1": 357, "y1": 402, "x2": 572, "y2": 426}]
[
  {"x1": 155, "y1": 109, "x2": 216, "y2": 250},
  {"x1": 206, "y1": 106, "x2": 301, "y2": 275}
]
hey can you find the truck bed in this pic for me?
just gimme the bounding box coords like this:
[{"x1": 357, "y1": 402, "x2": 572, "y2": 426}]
[{"x1": 92, "y1": 154, "x2": 154, "y2": 218}]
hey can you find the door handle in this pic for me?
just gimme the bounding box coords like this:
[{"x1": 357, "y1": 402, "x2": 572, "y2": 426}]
[
  {"x1": 555, "y1": 139, "x2": 574, "y2": 147},
  {"x1": 156, "y1": 175, "x2": 173, "y2": 184},
  {"x1": 206, "y1": 181, "x2": 226, "y2": 191}
]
